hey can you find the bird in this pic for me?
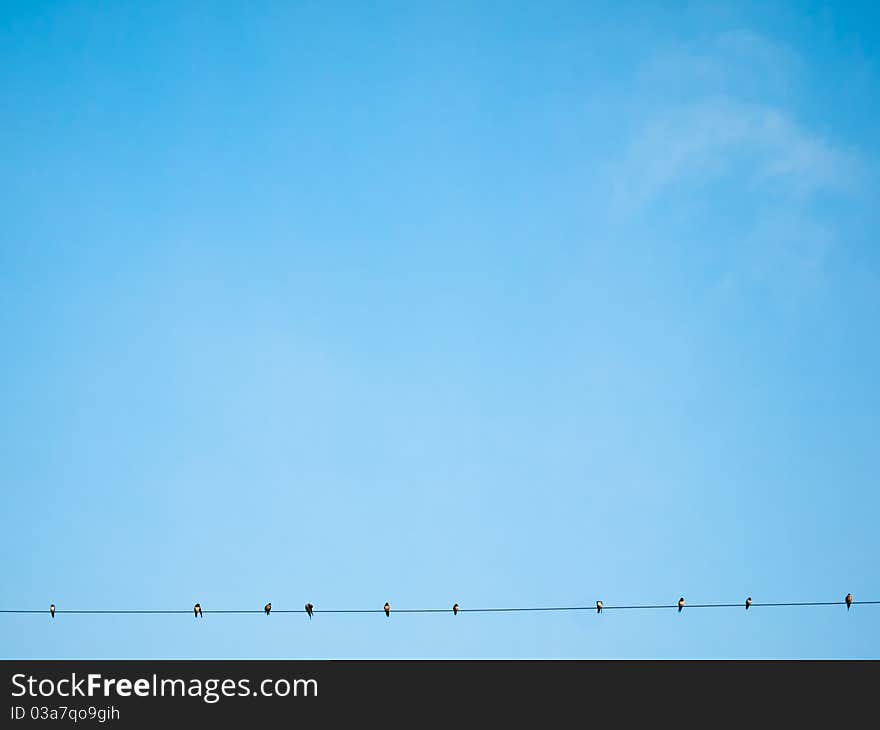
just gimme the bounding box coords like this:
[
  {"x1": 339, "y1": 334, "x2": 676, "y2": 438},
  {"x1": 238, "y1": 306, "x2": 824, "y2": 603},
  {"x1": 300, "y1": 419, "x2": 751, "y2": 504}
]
[
  {"x1": 384, "y1": 602, "x2": 390, "y2": 617},
  {"x1": 194, "y1": 603, "x2": 202, "y2": 618},
  {"x1": 453, "y1": 603, "x2": 459, "y2": 616},
  {"x1": 678, "y1": 597, "x2": 685, "y2": 613},
  {"x1": 49, "y1": 604, "x2": 55, "y2": 618},
  {"x1": 305, "y1": 603, "x2": 314, "y2": 619},
  {"x1": 745, "y1": 597, "x2": 752, "y2": 610},
  {"x1": 596, "y1": 600, "x2": 603, "y2": 614},
  {"x1": 846, "y1": 593, "x2": 853, "y2": 611},
  {"x1": 264, "y1": 602, "x2": 272, "y2": 616}
]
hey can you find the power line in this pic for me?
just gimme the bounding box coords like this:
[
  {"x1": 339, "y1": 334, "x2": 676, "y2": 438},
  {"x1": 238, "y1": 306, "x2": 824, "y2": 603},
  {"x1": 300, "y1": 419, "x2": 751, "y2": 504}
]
[{"x1": 2, "y1": 599, "x2": 877, "y2": 615}]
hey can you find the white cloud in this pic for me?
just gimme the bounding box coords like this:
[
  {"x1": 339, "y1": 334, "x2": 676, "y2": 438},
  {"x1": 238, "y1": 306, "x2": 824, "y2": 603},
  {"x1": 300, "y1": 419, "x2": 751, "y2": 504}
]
[
  {"x1": 610, "y1": 97, "x2": 856, "y2": 212},
  {"x1": 602, "y1": 30, "x2": 865, "y2": 303}
]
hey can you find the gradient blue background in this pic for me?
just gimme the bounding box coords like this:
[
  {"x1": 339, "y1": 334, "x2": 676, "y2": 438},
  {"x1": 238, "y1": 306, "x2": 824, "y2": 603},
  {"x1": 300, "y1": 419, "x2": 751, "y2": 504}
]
[{"x1": 2, "y1": 1, "x2": 878, "y2": 658}]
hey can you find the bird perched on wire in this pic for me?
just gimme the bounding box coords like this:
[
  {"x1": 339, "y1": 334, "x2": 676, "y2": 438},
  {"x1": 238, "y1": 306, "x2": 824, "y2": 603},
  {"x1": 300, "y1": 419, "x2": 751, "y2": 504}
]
[
  {"x1": 384, "y1": 602, "x2": 390, "y2": 617},
  {"x1": 264, "y1": 602, "x2": 272, "y2": 616},
  {"x1": 194, "y1": 603, "x2": 202, "y2": 618},
  {"x1": 745, "y1": 597, "x2": 752, "y2": 610},
  {"x1": 305, "y1": 603, "x2": 314, "y2": 619},
  {"x1": 49, "y1": 604, "x2": 55, "y2": 618},
  {"x1": 596, "y1": 600, "x2": 603, "y2": 614},
  {"x1": 846, "y1": 593, "x2": 853, "y2": 611},
  {"x1": 678, "y1": 597, "x2": 685, "y2": 613},
  {"x1": 453, "y1": 603, "x2": 459, "y2": 616}
]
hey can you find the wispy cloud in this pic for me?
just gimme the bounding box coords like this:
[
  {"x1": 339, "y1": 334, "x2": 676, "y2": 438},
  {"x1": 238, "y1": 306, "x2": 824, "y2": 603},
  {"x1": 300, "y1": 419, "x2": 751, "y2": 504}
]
[
  {"x1": 602, "y1": 30, "x2": 865, "y2": 301},
  {"x1": 611, "y1": 97, "x2": 856, "y2": 212}
]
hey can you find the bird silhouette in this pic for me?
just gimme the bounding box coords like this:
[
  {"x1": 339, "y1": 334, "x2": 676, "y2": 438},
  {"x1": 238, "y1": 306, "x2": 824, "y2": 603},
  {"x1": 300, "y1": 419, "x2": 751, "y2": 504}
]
[
  {"x1": 846, "y1": 593, "x2": 853, "y2": 611},
  {"x1": 384, "y1": 602, "x2": 390, "y2": 617},
  {"x1": 453, "y1": 603, "x2": 459, "y2": 616},
  {"x1": 49, "y1": 604, "x2": 55, "y2": 618},
  {"x1": 745, "y1": 597, "x2": 752, "y2": 610},
  {"x1": 194, "y1": 603, "x2": 202, "y2": 618},
  {"x1": 678, "y1": 597, "x2": 685, "y2": 613},
  {"x1": 264, "y1": 602, "x2": 272, "y2": 616},
  {"x1": 596, "y1": 600, "x2": 603, "y2": 614},
  {"x1": 305, "y1": 603, "x2": 314, "y2": 619}
]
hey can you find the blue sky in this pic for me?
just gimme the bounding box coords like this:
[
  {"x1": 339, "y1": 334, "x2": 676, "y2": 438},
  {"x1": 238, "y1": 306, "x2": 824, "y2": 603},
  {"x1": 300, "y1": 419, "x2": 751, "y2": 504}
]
[{"x1": 1, "y1": 1, "x2": 878, "y2": 658}]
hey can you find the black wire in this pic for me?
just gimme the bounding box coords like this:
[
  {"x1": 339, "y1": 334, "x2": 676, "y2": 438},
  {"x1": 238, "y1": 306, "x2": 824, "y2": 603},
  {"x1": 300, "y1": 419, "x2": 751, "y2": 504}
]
[{"x1": 2, "y1": 600, "x2": 876, "y2": 615}]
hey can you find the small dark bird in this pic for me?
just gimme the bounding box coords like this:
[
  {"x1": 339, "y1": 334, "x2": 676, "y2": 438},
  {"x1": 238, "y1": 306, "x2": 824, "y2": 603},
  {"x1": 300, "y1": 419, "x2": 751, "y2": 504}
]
[
  {"x1": 305, "y1": 603, "x2": 314, "y2": 619},
  {"x1": 596, "y1": 600, "x2": 603, "y2": 614},
  {"x1": 265, "y1": 602, "x2": 272, "y2": 616},
  {"x1": 846, "y1": 593, "x2": 853, "y2": 611},
  {"x1": 745, "y1": 597, "x2": 752, "y2": 610},
  {"x1": 49, "y1": 604, "x2": 55, "y2": 618},
  {"x1": 384, "y1": 602, "x2": 390, "y2": 617},
  {"x1": 678, "y1": 597, "x2": 685, "y2": 613},
  {"x1": 194, "y1": 603, "x2": 202, "y2": 618},
  {"x1": 453, "y1": 603, "x2": 459, "y2": 616}
]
